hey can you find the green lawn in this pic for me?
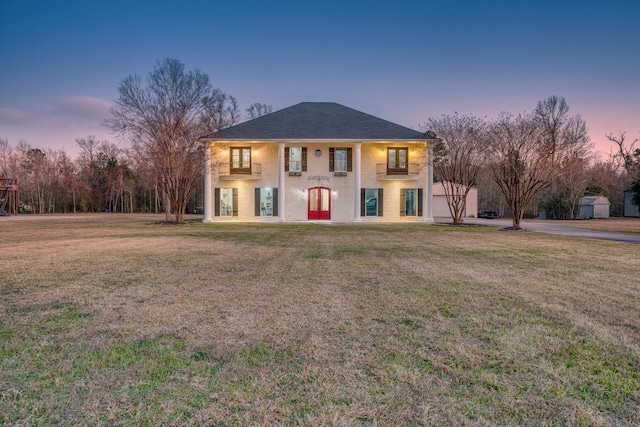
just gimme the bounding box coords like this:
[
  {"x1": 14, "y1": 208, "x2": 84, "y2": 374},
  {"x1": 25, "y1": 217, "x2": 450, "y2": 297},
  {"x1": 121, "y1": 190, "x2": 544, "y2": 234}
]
[{"x1": 1, "y1": 215, "x2": 639, "y2": 425}]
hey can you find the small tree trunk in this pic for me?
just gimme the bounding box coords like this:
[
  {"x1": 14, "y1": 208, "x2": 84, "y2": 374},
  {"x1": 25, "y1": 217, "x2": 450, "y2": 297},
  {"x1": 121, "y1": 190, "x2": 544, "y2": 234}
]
[{"x1": 163, "y1": 190, "x2": 171, "y2": 221}]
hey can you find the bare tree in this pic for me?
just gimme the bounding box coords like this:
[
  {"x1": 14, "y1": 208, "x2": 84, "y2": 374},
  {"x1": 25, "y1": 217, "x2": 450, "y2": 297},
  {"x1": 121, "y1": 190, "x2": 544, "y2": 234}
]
[
  {"x1": 106, "y1": 58, "x2": 239, "y2": 223},
  {"x1": 607, "y1": 131, "x2": 639, "y2": 175},
  {"x1": 0, "y1": 139, "x2": 9, "y2": 174},
  {"x1": 607, "y1": 131, "x2": 640, "y2": 206},
  {"x1": 75, "y1": 136, "x2": 104, "y2": 212},
  {"x1": 487, "y1": 112, "x2": 551, "y2": 229},
  {"x1": 422, "y1": 113, "x2": 486, "y2": 224},
  {"x1": 245, "y1": 103, "x2": 273, "y2": 120},
  {"x1": 203, "y1": 90, "x2": 241, "y2": 131},
  {"x1": 534, "y1": 96, "x2": 594, "y2": 218}
]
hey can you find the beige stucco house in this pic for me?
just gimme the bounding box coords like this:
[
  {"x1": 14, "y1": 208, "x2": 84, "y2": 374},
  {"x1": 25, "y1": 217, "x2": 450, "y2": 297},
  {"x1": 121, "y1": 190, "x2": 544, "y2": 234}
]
[{"x1": 199, "y1": 102, "x2": 438, "y2": 223}]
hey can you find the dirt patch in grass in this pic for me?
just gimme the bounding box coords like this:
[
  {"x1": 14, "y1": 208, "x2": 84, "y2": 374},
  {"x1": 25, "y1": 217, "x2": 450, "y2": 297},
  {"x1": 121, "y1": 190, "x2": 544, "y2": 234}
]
[{"x1": 1, "y1": 215, "x2": 639, "y2": 425}]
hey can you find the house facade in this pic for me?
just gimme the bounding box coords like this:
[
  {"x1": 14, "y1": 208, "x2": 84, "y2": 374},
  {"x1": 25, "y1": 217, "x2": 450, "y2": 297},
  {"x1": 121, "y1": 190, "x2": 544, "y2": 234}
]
[{"x1": 200, "y1": 102, "x2": 437, "y2": 223}]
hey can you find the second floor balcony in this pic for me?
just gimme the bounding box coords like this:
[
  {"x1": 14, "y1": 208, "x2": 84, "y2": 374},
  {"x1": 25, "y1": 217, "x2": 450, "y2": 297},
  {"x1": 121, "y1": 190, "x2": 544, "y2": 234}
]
[
  {"x1": 376, "y1": 163, "x2": 421, "y2": 180},
  {"x1": 217, "y1": 162, "x2": 262, "y2": 180}
]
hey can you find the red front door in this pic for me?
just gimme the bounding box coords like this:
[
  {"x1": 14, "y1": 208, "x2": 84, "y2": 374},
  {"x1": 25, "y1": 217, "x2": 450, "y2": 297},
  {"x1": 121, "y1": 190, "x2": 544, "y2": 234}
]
[{"x1": 308, "y1": 187, "x2": 331, "y2": 220}]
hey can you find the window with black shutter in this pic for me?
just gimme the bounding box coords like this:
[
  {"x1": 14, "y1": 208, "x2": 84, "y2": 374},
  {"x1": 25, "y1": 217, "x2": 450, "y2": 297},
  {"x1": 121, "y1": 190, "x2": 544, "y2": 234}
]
[
  {"x1": 400, "y1": 188, "x2": 418, "y2": 216},
  {"x1": 255, "y1": 188, "x2": 277, "y2": 216},
  {"x1": 330, "y1": 147, "x2": 351, "y2": 175},
  {"x1": 287, "y1": 147, "x2": 306, "y2": 175},
  {"x1": 361, "y1": 188, "x2": 384, "y2": 217},
  {"x1": 216, "y1": 187, "x2": 238, "y2": 216}
]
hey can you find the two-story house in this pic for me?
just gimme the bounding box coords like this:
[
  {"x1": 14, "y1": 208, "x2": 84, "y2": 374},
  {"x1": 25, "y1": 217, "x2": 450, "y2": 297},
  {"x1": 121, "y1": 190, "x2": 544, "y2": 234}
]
[{"x1": 200, "y1": 102, "x2": 437, "y2": 223}]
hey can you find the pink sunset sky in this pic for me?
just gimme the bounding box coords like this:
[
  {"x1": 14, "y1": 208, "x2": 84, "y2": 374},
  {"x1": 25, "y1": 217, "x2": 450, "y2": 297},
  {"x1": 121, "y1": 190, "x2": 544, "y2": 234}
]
[{"x1": 1, "y1": 0, "x2": 638, "y2": 158}]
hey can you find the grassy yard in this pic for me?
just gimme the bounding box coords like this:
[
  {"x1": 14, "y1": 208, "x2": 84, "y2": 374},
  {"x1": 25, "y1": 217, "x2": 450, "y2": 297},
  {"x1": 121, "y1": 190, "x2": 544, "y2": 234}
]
[{"x1": 1, "y1": 214, "x2": 639, "y2": 426}]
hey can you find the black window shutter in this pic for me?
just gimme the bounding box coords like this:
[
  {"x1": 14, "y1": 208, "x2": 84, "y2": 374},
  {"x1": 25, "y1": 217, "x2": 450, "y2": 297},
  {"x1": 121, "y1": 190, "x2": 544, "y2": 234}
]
[
  {"x1": 378, "y1": 188, "x2": 384, "y2": 217},
  {"x1": 360, "y1": 188, "x2": 366, "y2": 217},
  {"x1": 273, "y1": 188, "x2": 278, "y2": 217},
  {"x1": 329, "y1": 148, "x2": 334, "y2": 172},
  {"x1": 214, "y1": 188, "x2": 220, "y2": 216},
  {"x1": 301, "y1": 147, "x2": 307, "y2": 172},
  {"x1": 400, "y1": 189, "x2": 406, "y2": 217},
  {"x1": 233, "y1": 188, "x2": 238, "y2": 216},
  {"x1": 418, "y1": 188, "x2": 424, "y2": 216},
  {"x1": 284, "y1": 147, "x2": 290, "y2": 172},
  {"x1": 255, "y1": 188, "x2": 261, "y2": 216},
  {"x1": 347, "y1": 147, "x2": 353, "y2": 172}
]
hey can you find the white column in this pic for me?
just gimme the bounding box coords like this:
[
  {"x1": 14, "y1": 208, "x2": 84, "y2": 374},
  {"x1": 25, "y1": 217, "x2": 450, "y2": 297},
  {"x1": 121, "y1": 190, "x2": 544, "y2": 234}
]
[
  {"x1": 203, "y1": 141, "x2": 213, "y2": 223},
  {"x1": 278, "y1": 142, "x2": 286, "y2": 222},
  {"x1": 353, "y1": 142, "x2": 362, "y2": 222},
  {"x1": 426, "y1": 141, "x2": 434, "y2": 224}
]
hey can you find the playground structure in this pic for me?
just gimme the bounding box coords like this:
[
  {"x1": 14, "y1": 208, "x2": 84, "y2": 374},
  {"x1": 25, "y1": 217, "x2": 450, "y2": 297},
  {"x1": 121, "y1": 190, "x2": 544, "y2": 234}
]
[{"x1": 0, "y1": 177, "x2": 18, "y2": 216}]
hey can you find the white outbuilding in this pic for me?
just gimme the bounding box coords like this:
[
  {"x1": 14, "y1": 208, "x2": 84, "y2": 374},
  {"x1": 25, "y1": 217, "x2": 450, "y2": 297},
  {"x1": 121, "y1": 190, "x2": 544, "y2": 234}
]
[
  {"x1": 578, "y1": 196, "x2": 610, "y2": 219},
  {"x1": 432, "y1": 182, "x2": 478, "y2": 218},
  {"x1": 623, "y1": 190, "x2": 640, "y2": 217}
]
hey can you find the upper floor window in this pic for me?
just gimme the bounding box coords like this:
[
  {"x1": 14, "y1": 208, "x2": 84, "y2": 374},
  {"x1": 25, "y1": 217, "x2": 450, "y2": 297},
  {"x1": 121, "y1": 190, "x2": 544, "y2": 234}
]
[
  {"x1": 387, "y1": 148, "x2": 408, "y2": 175},
  {"x1": 329, "y1": 147, "x2": 352, "y2": 175},
  {"x1": 285, "y1": 147, "x2": 307, "y2": 174},
  {"x1": 230, "y1": 147, "x2": 251, "y2": 174}
]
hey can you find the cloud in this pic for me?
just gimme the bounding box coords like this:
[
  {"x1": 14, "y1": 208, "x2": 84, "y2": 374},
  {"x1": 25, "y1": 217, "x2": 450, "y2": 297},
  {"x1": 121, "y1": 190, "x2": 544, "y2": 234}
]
[
  {"x1": 0, "y1": 107, "x2": 31, "y2": 124},
  {"x1": 54, "y1": 95, "x2": 112, "y2": 122}
]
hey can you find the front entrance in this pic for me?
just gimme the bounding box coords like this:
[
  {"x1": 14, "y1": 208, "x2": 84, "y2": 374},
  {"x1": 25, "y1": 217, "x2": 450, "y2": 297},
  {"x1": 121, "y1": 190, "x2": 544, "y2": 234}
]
[{"x1": 308, "y1": 186, "x2": 331, "y2": 220}]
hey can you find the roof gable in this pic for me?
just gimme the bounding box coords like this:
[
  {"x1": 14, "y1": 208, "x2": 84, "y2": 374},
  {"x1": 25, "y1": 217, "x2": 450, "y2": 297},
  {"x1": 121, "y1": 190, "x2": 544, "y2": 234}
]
[
  {"x1": 580, "y1": 196, "x2": 611, "y2": 206},
  {"x1": 202, "y1": 102, "x2": 430, "y2": 141}
]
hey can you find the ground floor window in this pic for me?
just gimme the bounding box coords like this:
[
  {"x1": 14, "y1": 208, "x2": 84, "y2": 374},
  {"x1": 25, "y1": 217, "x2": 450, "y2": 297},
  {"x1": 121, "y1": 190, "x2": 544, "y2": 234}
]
[
  {"x1": 255, "y1": 188, "x2": 278, "y2": 216},
  {"x1": 215, "y1": 187, "x2": 238, "y2": 216},
  {"x1": 361, "y1": 188, "x2": 383, "y2": 217},
  {"x1": 400, "y1": 188, "x2": 423, "y2": 216}
]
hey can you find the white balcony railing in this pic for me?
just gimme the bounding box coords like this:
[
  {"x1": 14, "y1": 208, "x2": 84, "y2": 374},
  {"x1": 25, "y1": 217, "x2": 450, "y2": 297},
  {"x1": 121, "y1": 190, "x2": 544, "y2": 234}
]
[
  {"x1": 217, "y1": 162, "x2": 262, "y2": 179},
  {"x1": 376, "y1": 163, "x2": 421, "y2": 179}
]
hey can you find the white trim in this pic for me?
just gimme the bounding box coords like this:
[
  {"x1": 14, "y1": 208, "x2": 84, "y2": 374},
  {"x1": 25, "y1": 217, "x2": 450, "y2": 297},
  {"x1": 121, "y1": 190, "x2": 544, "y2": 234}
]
[
  {"x1": 202, "y1": 138, "x2": 432, "y2": 144},
  {"x1": 278, "y1": 142, "x2": 286, "y2": 222},
  {"x1": 426, "y1": 142, "x2": 434, "y2": 224},
  {"x1": 203, "y1": 141, "x2": 213, "y2": 223},
  {"x1": 353, "y1": 142, "x2": 362, "y2": 222}
]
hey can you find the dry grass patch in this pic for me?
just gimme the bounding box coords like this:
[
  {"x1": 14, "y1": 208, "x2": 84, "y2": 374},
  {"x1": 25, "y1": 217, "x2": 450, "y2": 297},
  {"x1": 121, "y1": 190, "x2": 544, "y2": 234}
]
[
  {"x1": 1, "y1": 215, "x2": 639, "y2": 425},
  {"x1": 529, "y1": 217, "x2": 640, "y2": 234}
]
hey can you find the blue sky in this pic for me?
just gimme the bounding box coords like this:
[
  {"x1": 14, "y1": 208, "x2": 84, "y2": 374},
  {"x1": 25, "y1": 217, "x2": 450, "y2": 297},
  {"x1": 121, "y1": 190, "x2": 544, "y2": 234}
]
[{"x1": 1, "y1": 0, "x2": 639, "y2": 157}]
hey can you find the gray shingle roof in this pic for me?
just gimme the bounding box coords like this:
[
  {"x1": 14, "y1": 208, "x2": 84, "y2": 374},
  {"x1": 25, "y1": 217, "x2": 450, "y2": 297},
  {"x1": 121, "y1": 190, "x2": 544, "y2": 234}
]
[{"x1": 202, "y1": 102, "x2": 431, "y2": 141}]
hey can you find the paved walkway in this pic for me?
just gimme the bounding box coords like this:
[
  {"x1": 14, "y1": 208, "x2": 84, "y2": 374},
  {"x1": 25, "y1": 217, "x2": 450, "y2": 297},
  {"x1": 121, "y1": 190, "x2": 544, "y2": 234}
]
[{"x1": 444, "y1": 217, "x2": 640, "y2": 244}]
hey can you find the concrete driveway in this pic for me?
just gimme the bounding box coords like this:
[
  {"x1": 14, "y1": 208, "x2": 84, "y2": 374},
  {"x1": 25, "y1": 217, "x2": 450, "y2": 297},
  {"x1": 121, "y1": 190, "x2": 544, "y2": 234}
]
[{"x1": 440, "y1": 217, "x2": 640, "y2": 244}]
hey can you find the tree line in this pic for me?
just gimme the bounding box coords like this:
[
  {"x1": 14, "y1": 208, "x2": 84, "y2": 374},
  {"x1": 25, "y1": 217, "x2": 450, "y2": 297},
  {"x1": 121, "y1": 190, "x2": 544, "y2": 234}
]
[
  {"x1": 1, "y1": 58, "x2": 638, "y2": 223},
  {"x1": 424, "y1": 96, "x2": 639, "y2": 227},
  {"x1": 1, "y1": 136, "x2": 160, "y2": 215},
  {"x1": 0, "y1": 59, "x2": 274, "y2": 219}
]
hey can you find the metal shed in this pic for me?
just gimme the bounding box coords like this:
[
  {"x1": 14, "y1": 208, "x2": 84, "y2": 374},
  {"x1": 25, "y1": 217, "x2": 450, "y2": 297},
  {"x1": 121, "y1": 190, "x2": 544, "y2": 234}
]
[{"x1": 579, "y1": 196, "x2": 610, "y2": 219}]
